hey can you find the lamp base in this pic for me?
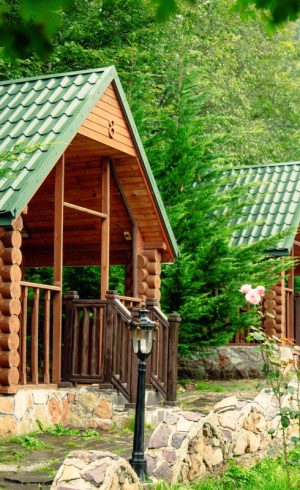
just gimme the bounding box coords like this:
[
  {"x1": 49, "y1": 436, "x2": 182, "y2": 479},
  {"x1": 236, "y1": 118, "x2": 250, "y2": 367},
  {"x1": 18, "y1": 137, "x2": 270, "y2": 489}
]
[{"x1": 129, "y1": 457, "x2": 148, "y2": 481}]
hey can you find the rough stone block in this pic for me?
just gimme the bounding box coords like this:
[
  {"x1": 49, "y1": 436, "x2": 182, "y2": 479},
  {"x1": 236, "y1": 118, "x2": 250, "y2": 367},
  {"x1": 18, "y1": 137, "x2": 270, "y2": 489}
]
[
  {"x1": 83, "y1": 462, "x2": 107, "y2": 485},
  {"x1": 177, "y1": 416, "x2": 193, "y2": 432},
  {"x1": 94, "y1": 398, "x2": 112, "y2": 419},
  {"x1": 148, "y1": 424, "x2": 171, "y2": 449},
  {"x1": 0, "y1": 415, "x2": 17, "y2": 436},
  {"x1": 0, "y1": 396, "x2": 14, "y2": 414},
  {"x1": 181, "y1": 411, "x2": 202, "y2": 422},
  {"x1": 171, "y1": 432, "x2": 187, "y2": 449},
  {"x1": 48, "y1": 395, "x2": 62, "y2": 424},
  {"x1": 214, "y1": 396, "x2": 237, "y2": 412},
  {"x1": 218, "y1": 410, "x2": 240, "y2": 430},
  {"x1": 32, "y1": 390, "x2": 49, "y2": 405},
  {"x1": 14, "y1": 391, "x2": 28, "y2": 420},
  {"x1": 77, "y1": 392, "x2": 97, "y2": 414},
  {"x1": 153, "y1": 461, "x2": 173, "y2": 482}
]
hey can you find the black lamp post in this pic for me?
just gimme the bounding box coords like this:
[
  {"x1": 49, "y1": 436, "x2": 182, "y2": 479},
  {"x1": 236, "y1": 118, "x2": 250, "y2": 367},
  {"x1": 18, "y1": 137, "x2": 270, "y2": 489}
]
[{"x1": 129, "y1": 303, "x2": 157, "y2": 481}]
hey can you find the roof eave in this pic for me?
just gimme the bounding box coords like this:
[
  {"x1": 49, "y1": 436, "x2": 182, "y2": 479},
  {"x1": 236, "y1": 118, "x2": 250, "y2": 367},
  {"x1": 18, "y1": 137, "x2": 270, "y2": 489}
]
[{"x1": 112, "y1": 75, "x2": 179, "y2": 260}]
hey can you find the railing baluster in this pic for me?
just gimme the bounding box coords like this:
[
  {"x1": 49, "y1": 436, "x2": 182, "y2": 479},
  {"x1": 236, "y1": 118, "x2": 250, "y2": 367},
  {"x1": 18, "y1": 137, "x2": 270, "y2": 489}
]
[
  {"x1": 20, "y1": 286, "x2": 28, "y2": 385},
  {"x1": 31, "y1": 288, "x2": 40, "y2": 384},
  {"x1": 43, "y1": 290, "x2": 51, "y2": 384},
  {"x1": 81, "y1": 307, "x2": 89, "y2": 375},
  {"x1": 72, "y1": 307, "x2": 79, "y2": 375}
]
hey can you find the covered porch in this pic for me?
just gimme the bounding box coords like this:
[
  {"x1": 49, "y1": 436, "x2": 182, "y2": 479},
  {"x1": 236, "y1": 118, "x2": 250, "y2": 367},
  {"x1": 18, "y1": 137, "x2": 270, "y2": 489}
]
[{"x1": 0, "y1": 68, "x2": 179, "y2": 403}]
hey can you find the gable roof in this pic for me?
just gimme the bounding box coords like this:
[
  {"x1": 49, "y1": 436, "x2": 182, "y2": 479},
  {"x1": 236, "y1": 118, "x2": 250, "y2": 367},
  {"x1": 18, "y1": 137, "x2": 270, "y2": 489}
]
[
  {"x1": 0, "y1": 66, "x2": 178, "y2": 258},
  {"x1": 227, "y1": 162, "x2": 300, "y2": 255}
]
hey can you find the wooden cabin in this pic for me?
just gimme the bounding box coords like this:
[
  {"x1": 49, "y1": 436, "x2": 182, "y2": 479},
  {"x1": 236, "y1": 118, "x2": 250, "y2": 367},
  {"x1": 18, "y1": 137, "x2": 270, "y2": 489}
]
[
  {"x1": 227, "y1": 162, "x2": 300, "y2": 345},
  {"x1": 0, "y1": 67, "x2": 180, "y2": 403}
]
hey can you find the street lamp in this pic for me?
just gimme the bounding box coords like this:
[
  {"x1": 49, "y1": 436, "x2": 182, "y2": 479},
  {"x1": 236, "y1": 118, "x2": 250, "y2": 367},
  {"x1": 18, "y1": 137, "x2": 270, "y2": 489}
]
[{"x1": 129, "y1": 303, "x2": 157, "y2": 481}]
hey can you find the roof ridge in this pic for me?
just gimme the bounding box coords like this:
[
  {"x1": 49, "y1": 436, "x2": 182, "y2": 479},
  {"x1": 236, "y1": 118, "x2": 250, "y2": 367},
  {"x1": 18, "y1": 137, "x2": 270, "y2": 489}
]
[{"x1": 0, "y1": 66, "x2": 114, "y2": 86}]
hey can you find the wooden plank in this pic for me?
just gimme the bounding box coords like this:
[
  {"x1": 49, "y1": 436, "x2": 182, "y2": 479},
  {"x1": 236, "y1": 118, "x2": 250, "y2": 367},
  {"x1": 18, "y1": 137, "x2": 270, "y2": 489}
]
[
  {"x1": 31, "y1": 288, "x2": 40, "y2": 384},
  {"x1": 100, "y1": 159, "x2": 110, "y2": 299},
  {"x1": 87, "y1": 112, "x2": 132, "y2": 139},
  {"x1": 82, "y1": 307, "x2": 89, "y2": 375},
  {"x1": 20, "y1": 286, "x2": 28, "y2": 385},
  {"x1": 52, "y1": 155, "x2": 64, "y2": 383},
  {"x1": 20, "y1": 281, "x2": 61, "y2": 292},
  {"x1": 80, "y1": 118, "x2": 135, "y2": 148},
  {"x1": 43, "y1": 290, "x2": 51, "y2": 384},
  {"x1": 78, "y1": 126, "x2": 137, "y2": 157},
  {"x1": 64, "y1": 201, "x2": 107, "y2": 219}
]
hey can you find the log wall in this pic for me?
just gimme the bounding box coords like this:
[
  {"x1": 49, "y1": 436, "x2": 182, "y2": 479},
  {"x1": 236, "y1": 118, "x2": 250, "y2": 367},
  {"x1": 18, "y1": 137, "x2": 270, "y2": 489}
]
[
  {"x1": 0, "y1": 217, "x2": 23, "y2": 393},
  {"x1": 137, "y1": 249, "x2": 161, "y2": 304},
  {"x1": 264, "y1": 277, "x2": 286, "y2": 338}
]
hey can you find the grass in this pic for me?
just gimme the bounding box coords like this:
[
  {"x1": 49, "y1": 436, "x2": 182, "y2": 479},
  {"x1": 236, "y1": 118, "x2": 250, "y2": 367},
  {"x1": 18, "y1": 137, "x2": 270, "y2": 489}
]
[
  {"x1": 154, "y1": 458, "x2": 300, "y2": 490},
  {"x1": 178, "y1": 379, "x2": 263, "y2": 393}
]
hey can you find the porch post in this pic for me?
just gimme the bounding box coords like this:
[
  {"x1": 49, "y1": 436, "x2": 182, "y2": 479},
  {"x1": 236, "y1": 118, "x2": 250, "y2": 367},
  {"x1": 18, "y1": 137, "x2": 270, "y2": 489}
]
[
  {"x1": 52, "y1": 155, "x2": 65, "y2": 383},
  {"x1": 101, "y1": 158, "x2": 110, "y2": 299}
]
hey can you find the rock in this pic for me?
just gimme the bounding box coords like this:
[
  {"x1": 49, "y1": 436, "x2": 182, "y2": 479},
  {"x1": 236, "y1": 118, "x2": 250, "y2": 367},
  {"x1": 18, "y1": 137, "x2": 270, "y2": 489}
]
[
  {"x1": 162, "y1": 449, "x2": 176, "y2": 463},
  {"x1": 218, "y1": 410, "x2": 240, "y2": 430},
  {"x1": 48, "y1": 395, "x2": 62, "y2": 424},
  {"x1": 32, "y1": 390, "x2": 49, "y2": 405},
  {"x1": 94, "y1": 398, "x2": 112, "y2": 419},
  {"x1": 233, "y1": 428, "x2": 260, "y2": 455},
  {"x1": 214, "y1": 396, "x2": 237, "y2": 412},
  {"x1": 188, "y1": 455, "x2": 205, "y2": 480},
  {"x1": 203, "y1": 446, "x2": 223, "y2": 468},
  {"x1": 177, "y1": 417, "x2": 194, "y2": 432},
  {"x1": 185, "y1": 383, "x2": 196, "y2": 391},
  {"x1": 153, "y1": 461, "x2": 173, "y2": 482},
  {"x1": 77, "y1": 392, "x2": 97, "y2": 414},
  {"x1": 0, "y1": 416, "x2": 17, "y2": 436},
  {"x1": 148, "y1": 424, "x2": 171, "y2": 449},
  {"x1": 171, "y1": 432, "x2": 187, "y2": 448},
  {"x1": 243, "y1": 411, "x2": 266, "y2": 433},
  {"x1": 59, "y1": 465, "x2": 81, "y2": 482},
  {"x1": 164, "y1": 412, "x2": 179, "y2": 425},
  {"x1": 14, "y1": 391, "x2": 28, "y2": 420},
  {"x1": 145, "y1": 455, "x2": 157, "y2": 474},
  {"x1": 221, "y1": 429, "x2": 232, "y2": 442},
  {"x1": 0, "y1": 396, "x2": 14, "y2": 414},
  {"x1": 181, "y1": 412, "x2": 202, "y2": 422},
  {"x1": 83, "y1": 462, "x2": 107, "y2": 485}
]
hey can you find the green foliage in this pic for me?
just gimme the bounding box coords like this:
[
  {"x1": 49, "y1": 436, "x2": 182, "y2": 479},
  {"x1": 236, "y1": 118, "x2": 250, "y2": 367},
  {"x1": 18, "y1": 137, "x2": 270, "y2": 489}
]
[{"x1": 9, "y1": 434, "x2": 47, "y2": 449}]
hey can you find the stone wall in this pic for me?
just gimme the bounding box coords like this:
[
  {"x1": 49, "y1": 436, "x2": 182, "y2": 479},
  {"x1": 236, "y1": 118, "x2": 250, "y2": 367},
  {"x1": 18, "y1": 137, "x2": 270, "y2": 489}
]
[
  {"x1": 0, "y1": 386, "x2": 168, "y2": 437},
  {"x1": 145, "y1": 381, "x2": 299, "y2": 484},
  {"x1": 178, "y1": 346, "x2": 265, "y2": 379},
  {"x1": 51, "y1": 451, "x2": 140, "y2": 490}
]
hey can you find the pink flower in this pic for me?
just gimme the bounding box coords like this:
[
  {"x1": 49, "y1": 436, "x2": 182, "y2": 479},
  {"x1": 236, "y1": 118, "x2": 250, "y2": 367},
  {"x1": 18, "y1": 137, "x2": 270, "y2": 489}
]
[
  {"x1": 240, "y1": 284, "x2": 252, "y2": 294},
  {"x1": 256, "y1": 286, "x2": 265, "y2": 296},
  {"x1": 245, "y1": 289, "x2": 262, "y2": 305}
]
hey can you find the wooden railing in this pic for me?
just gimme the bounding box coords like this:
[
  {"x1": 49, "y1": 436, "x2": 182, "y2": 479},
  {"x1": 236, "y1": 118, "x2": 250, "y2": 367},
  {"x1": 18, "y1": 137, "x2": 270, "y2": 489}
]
[
  {"x1": 285, "y1": 287, "x2": 294, "y2": 339},
  {"x1": 19, "y1": 281, "x2": 61, "y2": 384},
  {"x1": 62, "y1": 290, "x2": 181, "y2": 404}
]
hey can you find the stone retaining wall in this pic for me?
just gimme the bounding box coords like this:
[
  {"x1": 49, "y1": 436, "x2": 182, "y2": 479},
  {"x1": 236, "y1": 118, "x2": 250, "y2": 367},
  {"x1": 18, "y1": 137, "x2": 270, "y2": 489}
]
[
  {"x1": 0, "y1": 387, "x2": 165, "y2": 437},
  {"x1": 145, "y1": 381, "x2": 298, "y2": 484}
]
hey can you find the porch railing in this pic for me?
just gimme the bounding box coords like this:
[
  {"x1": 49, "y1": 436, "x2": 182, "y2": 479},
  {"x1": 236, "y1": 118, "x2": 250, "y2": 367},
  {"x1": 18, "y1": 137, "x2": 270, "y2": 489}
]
[
  {"x1": 20, "y1": 281, "x2": 61, "y2": 384},
  {"x1": 62, "y1": 290, "x2": 181, "y2": 404}
]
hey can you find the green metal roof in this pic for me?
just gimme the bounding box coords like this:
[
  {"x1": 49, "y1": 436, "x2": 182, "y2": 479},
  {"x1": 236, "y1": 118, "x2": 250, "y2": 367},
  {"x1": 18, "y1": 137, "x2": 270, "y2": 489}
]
[
  {"x1": 0, "y1": 67, "x2": 178, "y2": 257},
  {"x1": 227, "y1": 162, "x2": 300, "y2": 255}
]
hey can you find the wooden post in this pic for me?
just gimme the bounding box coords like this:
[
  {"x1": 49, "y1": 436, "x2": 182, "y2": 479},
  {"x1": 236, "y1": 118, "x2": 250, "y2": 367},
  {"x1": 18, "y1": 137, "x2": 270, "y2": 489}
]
[
  {"x1": 103, "y1": 290, "x2": 117, "y2": 385},
  {"x1": 62, "y1": 291, "x2": 79, "y2": 383},
  {"x1": 101, "y1": 158, "x2": 110, "y2": 299},
  {"x1": 52, "y1": 155, "x2": 64, "y2": 383},
  {"x1": 166, "y1": 313, "x2": 181, "y2": 405}
]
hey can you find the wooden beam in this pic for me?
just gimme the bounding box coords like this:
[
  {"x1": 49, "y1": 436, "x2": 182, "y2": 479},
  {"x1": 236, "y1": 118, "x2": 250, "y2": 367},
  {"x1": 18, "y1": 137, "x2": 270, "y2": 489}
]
[
  {"x1": 64, "y1": 201, "x2": 107, "y2": 219},
  {"x1": 52, "y1": 155, "x2": 65, "y2": 383},
  {"x1": 101, "y1": 158, "x2": 110, "y2": 298}
]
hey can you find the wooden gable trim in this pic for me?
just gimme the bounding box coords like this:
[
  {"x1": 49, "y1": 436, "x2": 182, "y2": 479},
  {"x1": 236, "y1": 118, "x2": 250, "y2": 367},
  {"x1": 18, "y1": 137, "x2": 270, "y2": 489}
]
[{"x1": 78, "y1": 84, "x2": 137, "y2": 158}]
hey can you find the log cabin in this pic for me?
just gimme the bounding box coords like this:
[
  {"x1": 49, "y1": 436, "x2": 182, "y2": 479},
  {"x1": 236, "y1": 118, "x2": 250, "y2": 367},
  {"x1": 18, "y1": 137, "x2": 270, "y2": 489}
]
[
  {"x1": 227, "y1": 162, "x2": 300, "y2": 345},
  {"x1": 0, "y1": 67, "x2": 180, "y2": 403}
]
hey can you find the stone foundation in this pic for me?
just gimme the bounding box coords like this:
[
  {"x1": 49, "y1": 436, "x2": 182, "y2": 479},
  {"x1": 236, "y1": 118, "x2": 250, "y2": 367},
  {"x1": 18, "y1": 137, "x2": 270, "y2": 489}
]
[
  {"x1": 178, "y1": 346, "x2": 265, "y2": 379},
  {"x1": 0, "y1": 387, "x2": 166, "y2": 437}
]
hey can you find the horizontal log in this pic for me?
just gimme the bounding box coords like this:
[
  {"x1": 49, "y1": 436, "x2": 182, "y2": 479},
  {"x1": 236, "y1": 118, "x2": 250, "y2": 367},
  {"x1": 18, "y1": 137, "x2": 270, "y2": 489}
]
[
  {"x1": 264, "y1": 318, "x2": 276, "y2": 329},
  {"x1": 141, "y1": 249, "x2": 161, "y2": 262},
  {"x1": 264, "y1": 299, "x2": 276, "y2": 309},
  {"x1": 1, "y1": 247, "x2": 22, "y2": 265},
  {"x1": 0, "y1": 282, "x2": 21, "y2": 299},
  {"x1": 0, "y1": 298, "x2": 21, "y2": 316},
  {"x1": 20, "y1": 281, "x2": 61, "y2": 291},
  {"x1": 137, "y1": 255, "x2": 148, "y2": 268},
  {"x1": 1, "y1": 264, "x2": 22, "y2": 282},
  {"x1": 265, "y1": 328, "x2": 276, "y2": 336},
  {"x1": 1, "y1": 231, "x2": 22, "y2": 248},
  {"x1": 137, "y1": 268, "x2": 148, "y2": 282},
  {"x1": 0, "y1": 332, "x2": 19, "y2": 350},
  {"x1": 137, "y1": 281, "x2": 148, "y2": 295},
  {"x1": 146, "y1": 288, "x2": 161, "y2": 301},
  {"x1": 274, "y1": 305, "x2": 283, "y2": 313},
  {"x1": 0, "y1": 367, "x2": 19, "y2": 386},
  {"x1": 146, "y1": 275, "x2": 161, "y2": 289},
  {"x1": 11, "y1": 215, "x2": 23, "y2": 232},
  {"x1": 264, "y1": 290, "x2": 276, "y2": 300},
  {"x1": 147, "y1": 262, "x2": 161, "y2": 275},
  {"x1": 0, "y1": 315, "x2": 20, "y2": 333},
  {"x1": 0, "y1": 350, "x2": 20, "y2": 368}
]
